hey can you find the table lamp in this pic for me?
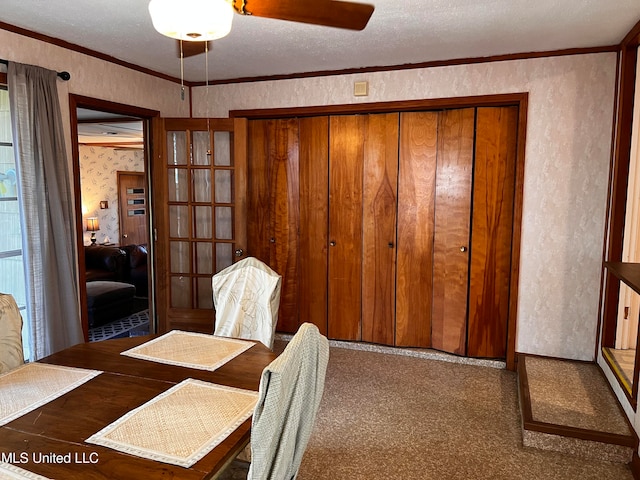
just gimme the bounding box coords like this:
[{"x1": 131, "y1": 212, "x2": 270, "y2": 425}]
[{"x1": 87, "y1": 217, "x2": 100, "y2": 245}]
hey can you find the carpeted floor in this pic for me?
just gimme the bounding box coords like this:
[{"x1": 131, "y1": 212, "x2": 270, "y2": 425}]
[{"x1": 285, "y1": 343, "x2": 633, "y2": 480}]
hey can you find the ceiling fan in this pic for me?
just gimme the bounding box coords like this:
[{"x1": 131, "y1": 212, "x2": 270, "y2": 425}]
[{"x1": 149, "y1": 0, "x2": 375, "y2": 58}]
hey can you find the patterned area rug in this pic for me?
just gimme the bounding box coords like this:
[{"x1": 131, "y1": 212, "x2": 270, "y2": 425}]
[{"x1": 89, "y1": 309, "x2": 149, "y2": 342}]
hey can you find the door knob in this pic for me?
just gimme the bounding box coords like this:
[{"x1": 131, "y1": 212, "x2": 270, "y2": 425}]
[
  {"x1": 235, "y1": 248, "x2": 244, "y2": 257},
  {"x1": 460, "y1": 246, "x2": 468, "y2": 252},
  {"x1": 388, "y1": 242, "x2": 394, "y2": 248},
  {"x1": 270, "y1": 237, "x2": 275, "y2": 243},
  {"x1": 329, "y1": 241, "x2": 336, "y2": 247}
]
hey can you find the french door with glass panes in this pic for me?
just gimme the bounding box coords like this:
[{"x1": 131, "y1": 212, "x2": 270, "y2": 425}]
[{"x1": 152, "y1": 118, "x2": 247, "y2": 333}]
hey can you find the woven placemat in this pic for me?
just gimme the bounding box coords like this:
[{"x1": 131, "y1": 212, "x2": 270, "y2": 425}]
[
  {"x1": 120, "y1": 330, "x2": 254, "y2": 371},
  {"x1": 86, "y1": 378, "x2": 258, "y2": 468},
  {"x1": 0, "y1": 363, "x2": 102, "y2": 427},
  {"x1": 0, "y1": 462, "x2": 51, "y2": 480}
]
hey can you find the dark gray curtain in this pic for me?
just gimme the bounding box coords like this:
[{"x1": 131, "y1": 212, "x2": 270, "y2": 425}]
[{"x1": 8, "y1": 62, "x2": 83, "y2": 359}]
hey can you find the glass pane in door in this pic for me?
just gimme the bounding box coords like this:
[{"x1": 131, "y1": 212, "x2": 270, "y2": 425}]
[
  {"x1": 195, "y1": 242, "x2": 213, "y2": 275},
  {"x1": 193, "y1": 170, "x2": 211, "y2": 202},
  {"x1": 192, "y1": 131, "x2": 211, "y2": 166},
  {"x1": 215, "y1": 207, "x2": 233, "y2": 240},
  {"x1": 214, "y1": 132, "x2": 231, "y2": 166},
  {"x1": 167, "y1": 132, "x2": 187, "y2": 165},
  {"x1": 193, "y1": 206, "x2": 212, "y2": 239},
  {"x1": 169, "y1": 205, "x2": 189, "y2": 238},
  {"x1": 170, "y1": 241, "x2": 190, "y2": 273},
  {"x1": 196, "y1": 277, "x2": 213, "y2": 309},
  {"x1": 214, "y1": 170, "x2": 232, "y2": 203},
  {"x1": 171, "y1": 276, "x2": 191, "y2": 308},
  {"x1": 168, "y1": 168, "x2": 188, "y2": 202},
  {"x1": 216, "y1": 243, "x2": 233, "y2": 272}
]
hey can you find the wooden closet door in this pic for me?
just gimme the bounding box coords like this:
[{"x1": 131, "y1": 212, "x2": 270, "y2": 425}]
[
  {"x1": 395, "y1": 112, "x2": 438, "y2": 347},
  {"x1": 270, "y1": 119, "x2": 300, "y2": 333},
  {"x1": 299, "y1": 116, "x2": 329, "y2": 335},
  {"x1": 246, "y1": 118, "x2": 300, "y2": 333},
  {"x1": 431, "y1": 108, "x2": 475, "y2": 355},
  {"x1": 467, "y1": 106, "x2": 518, "y2": 357},
  {"x1": 362, "y1": 113, "x2": 399, "y2": 345},
  {"x1": 328, "y1": 115, "x2": 365, "y2": 340},
  {"x1": 247, "y1": 120, "x2": 273, "y2": 264}
]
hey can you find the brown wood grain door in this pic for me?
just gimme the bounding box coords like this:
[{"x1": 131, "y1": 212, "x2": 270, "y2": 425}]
[
  {"x1": 395, "y1": 111, "x2": 438, "y2": 347},
  {"x1": 299, "y1": 116, "x2": 329, "y2": 335},
  {"x1": 467, "y1": 106, "x2": 518, "y2": 357},
  {"x1": 431, "y1": 108, "x2": 475, "y2": 355},
  {"x1": 152, "y1": 117, "x2": 247, "y2": 333},
  {"x1": 268, "y1": 119, "x2": 300, "y2": 333},
  {"x1": 246, "y1": 120, "x2": 272, "y2": 264},
  {"x1": 328, "y1": 115, "x2": 365, "y2": 340},
  {"x1": 362, "y1": 113, "x2": 399, "y2": 345},
  {"x1": 246, "y1": 119, "x2": 300, "y2": 333},
  {"x1": 117, "y1": 171, "x2": 148, "y2": 246}
]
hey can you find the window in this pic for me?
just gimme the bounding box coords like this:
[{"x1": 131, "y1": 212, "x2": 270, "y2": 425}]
[{"x1": 0, "y1": 85, "x2": 30, "y2": 360}]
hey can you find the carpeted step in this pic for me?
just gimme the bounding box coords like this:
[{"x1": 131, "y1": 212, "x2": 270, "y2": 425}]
[{"x1": 517, "y1": 353, "x2": 636, "y2": 463}]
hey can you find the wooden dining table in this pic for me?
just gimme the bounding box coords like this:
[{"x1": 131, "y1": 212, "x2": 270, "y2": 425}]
[{"x1": 0, "y1": 334, "x2": 278, "y2": 479}]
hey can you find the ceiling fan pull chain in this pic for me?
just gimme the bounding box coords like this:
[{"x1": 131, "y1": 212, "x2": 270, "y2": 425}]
[{"x1": 179, "y1": 40, "x2": 185, "y2": 101}]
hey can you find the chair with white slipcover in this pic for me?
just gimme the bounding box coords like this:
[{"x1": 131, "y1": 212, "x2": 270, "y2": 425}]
[
  {"x1": 212, "y1": 257, "x2": 282, "y2": 350},
  {"x1": 0, "y1": 293, "x2": 25, "y2": 373}
]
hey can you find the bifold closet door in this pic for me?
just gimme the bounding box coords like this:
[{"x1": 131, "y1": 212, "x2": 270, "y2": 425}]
[
  {"x1": 246, "y1": 119, "x2": 300, "y2": 333},
  {"x1": 328, "y1": 115, "x2": 365, "y2": 340},
  {"x1": 431, "y1": 108, "x2": 475, "y2": 355},
  {"x1": 299, "y1": 116, "x2": 329, "y2": 335},
  {"x1": 467, "y1": 106, "x2": 518, "y2": 357},
  {"x1": 395, "y1": 112, "x2": 438, "y2": 347},
  {"x1": 361, "y1": 113, "x2": 399, "y2": 345}
]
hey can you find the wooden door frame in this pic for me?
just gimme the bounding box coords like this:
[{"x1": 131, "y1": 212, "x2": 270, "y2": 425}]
[
  {"x1": 69, "y1": 94, "x2": 159, "y2": 341},
  {"x1": 231, "y1": 93, "x2": 528, "y2": 370}
]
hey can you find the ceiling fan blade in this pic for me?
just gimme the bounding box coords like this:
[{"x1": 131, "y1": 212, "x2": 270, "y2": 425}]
[
  {"x1": 233, "y1": 0, "x2": 374, "y2": 31},
  {"x1": 176, "y1": 40, "x2": 212, "y2": 58}
]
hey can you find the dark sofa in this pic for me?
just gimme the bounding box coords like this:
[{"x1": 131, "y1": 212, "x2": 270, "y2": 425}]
[
  {"x1": 85, "y1": 244, "x2": 148, "y2": 297},
  {"x1": 120, "y1": 244, "x2": 149, "y2": 297},
  {"x1": 84, "y1": 244, "x2": 149, "y2": 328},
  {"x1": 85, "y1": 245, "x2": 127, "y2": 283}
]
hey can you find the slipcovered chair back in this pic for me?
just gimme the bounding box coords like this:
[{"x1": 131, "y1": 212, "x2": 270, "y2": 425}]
[
  {"x1": 212, "y1": 257, "x2": 282, "y2": 349},
  {"x1": 248, "y1": 323, "x2": 329, "y2": 480},
  {"x1": 0, "y1": 293, "x2": 24, "y2": 373}
]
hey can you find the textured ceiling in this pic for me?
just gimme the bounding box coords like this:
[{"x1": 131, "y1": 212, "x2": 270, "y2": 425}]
[{"x1": 1, "y1": 0, "x2": 640, "y2": 83}]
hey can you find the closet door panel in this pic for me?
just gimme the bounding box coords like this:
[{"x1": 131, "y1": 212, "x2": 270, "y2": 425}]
[
  {"x1": 362, "y1": 113, "x2": 399, "y2": 345},
  {"x1": 467, "y1": 106, "x2": 518, "y2": 357},
  {"x1": 396, "y1": 111, "x2": 438, "y2": 347},
  {"x1": 246, "y1": 120, "x2": 272, "y2": 264},
  {"x1": 328, "y1": 115, "x2": 364, "y2": 340},
  {"x1": 431, "y1": 108, "x2": 475, "y2": 355},
  {"x1": 299, "y1": 116, "x2": 329, "y2": 335},
  {"x1": 269, "y1": 119, "x2": 300, "y2": 333}
]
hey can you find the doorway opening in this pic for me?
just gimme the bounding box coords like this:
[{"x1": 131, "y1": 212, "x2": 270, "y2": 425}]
[{"x1": 69, "y1": 95, "x2": 159, "y2": 341}]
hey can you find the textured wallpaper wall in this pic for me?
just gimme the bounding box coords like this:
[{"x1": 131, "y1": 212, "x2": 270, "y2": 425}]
[
  {"x1": 79, "y1": 146, "x2": 144, "y2": 246},
  {"x1": 192, "y1": 53, "x2": 618, "y2": 361}
]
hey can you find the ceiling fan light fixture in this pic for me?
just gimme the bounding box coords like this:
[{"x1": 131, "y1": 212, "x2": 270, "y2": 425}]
[{"x1": 148, "y1": 0, "x2": 234, "y2": 41}]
